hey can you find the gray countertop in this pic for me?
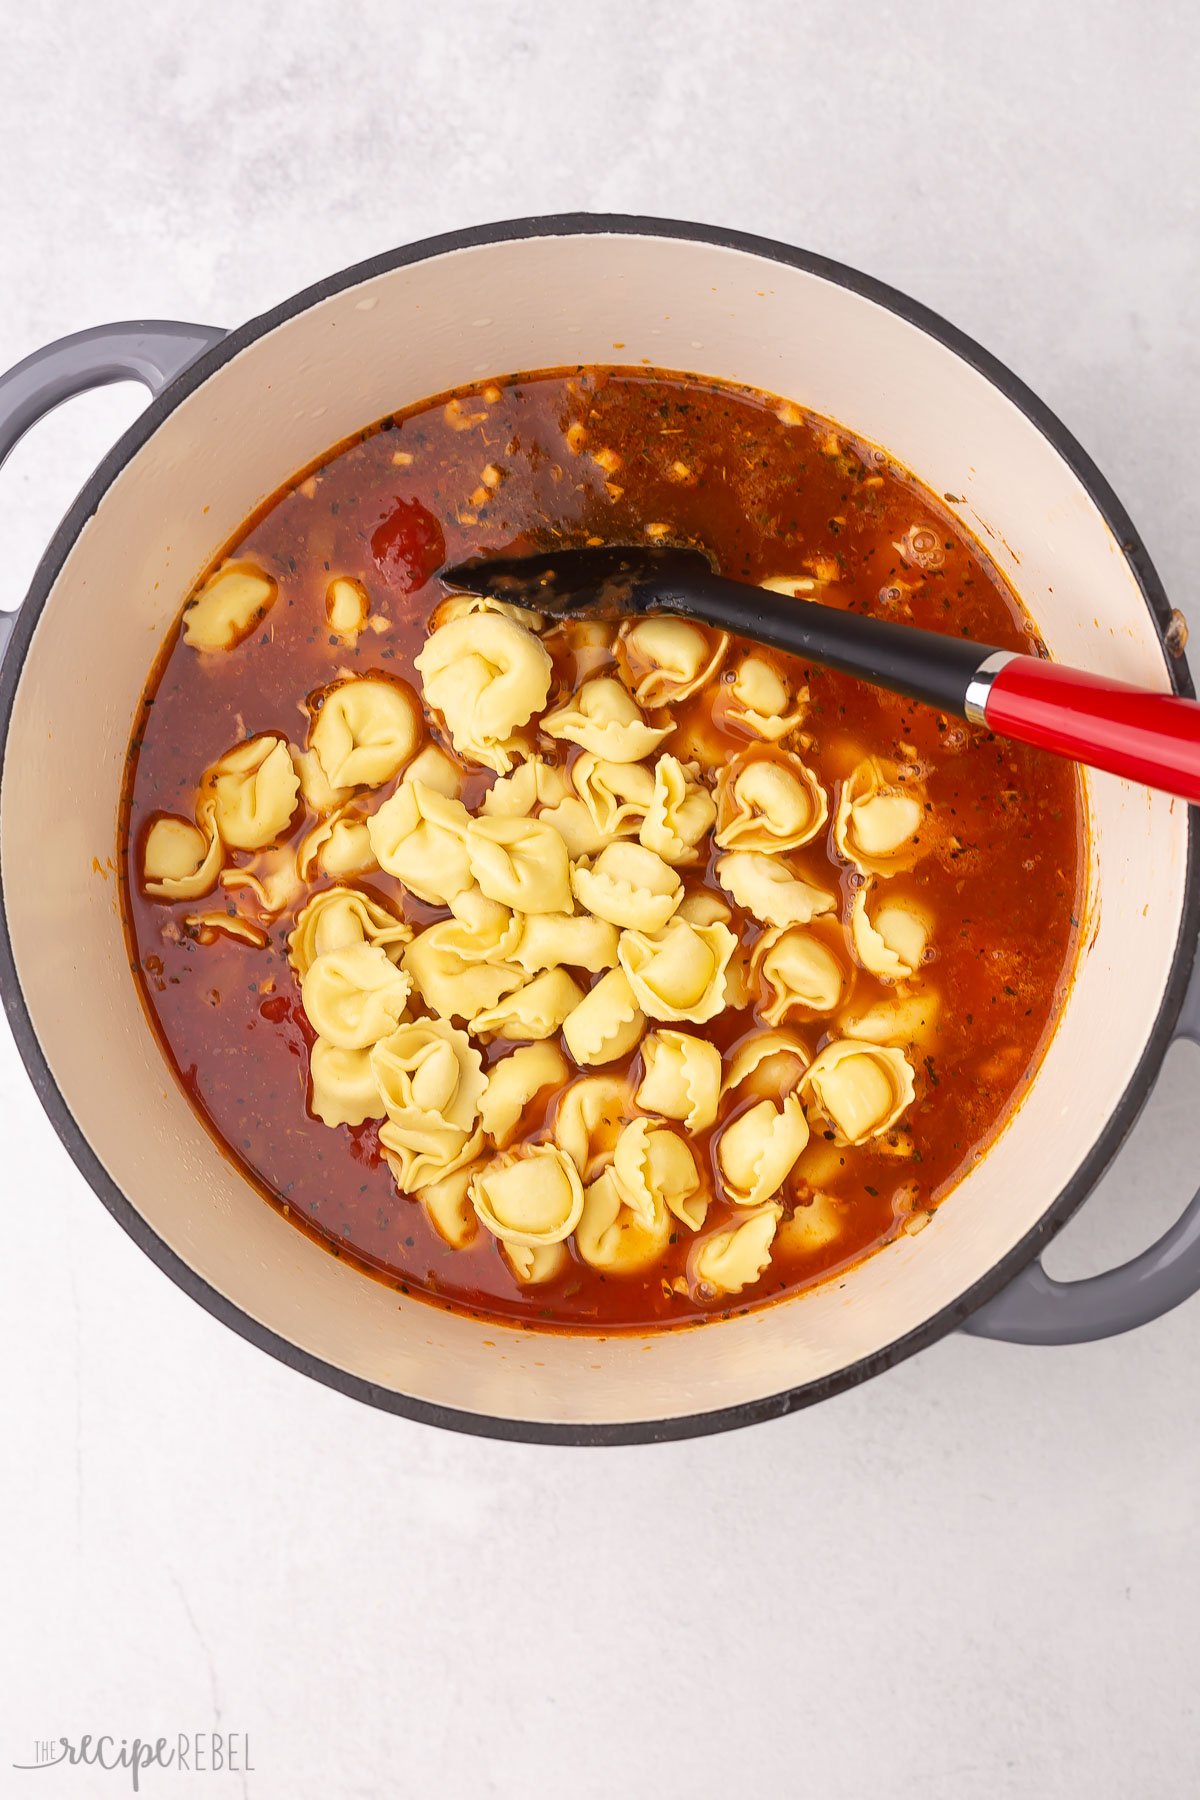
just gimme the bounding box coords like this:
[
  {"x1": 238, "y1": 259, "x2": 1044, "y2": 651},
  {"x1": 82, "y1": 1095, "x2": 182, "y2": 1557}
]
[{"x1": 2, "y1": 2, "x2": 1198, "y2": 1794}]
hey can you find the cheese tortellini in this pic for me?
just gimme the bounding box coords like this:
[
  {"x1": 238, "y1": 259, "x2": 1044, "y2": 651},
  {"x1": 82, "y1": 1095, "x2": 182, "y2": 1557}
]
[
  {"x1": 803, "y1": 1040, "x2": 916, "y2": 1145},
  {"x1": 154, "y1": 557, "x2": 939, "y2": 1313},
  {"x1": 715, "y1": 751, "x2": 828, "y2": 853},
  {"x1": 572, "y1": 841, "x2": 683, "y2": 932},
  {"x1": 182, "y1": 561, "x2": 277, "y2": 652},
  {"x1": 543, "y1": 676, "x2": 670, "y2": 762},
  {"x1": 310, "y1": 677, "x2": 421, "y2": 790},
  {"x1": 635, "y1": 1030, "x2": 721, "y2": 1130},
  {"x1": 615, "y1": 617, "x2": 727, "y2": 706},
  {"x1": 414, "y1": 614, "x2": 551, "y2": 772},
  {"x1": 618, "y1": 916, "x2": 736, "y2": 1023},
  {"x1": 835, "y1": 758, "x2": 926, "y2": 875},
  {"x1": 205, "y1": 735, "x2": 300, "y2": 851}
]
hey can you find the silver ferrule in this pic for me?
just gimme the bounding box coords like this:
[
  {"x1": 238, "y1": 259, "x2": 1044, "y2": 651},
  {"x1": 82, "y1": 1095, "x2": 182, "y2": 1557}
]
[{"x1": 964, "y1": 649, "x2": 1018, "y2": 725}]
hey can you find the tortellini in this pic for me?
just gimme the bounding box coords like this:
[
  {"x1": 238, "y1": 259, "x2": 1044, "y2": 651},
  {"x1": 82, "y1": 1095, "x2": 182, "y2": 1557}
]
[
  {"x1": 715, "y1": 850, "x2": 836, "y2": 928},
  {"x1": 543, "y1": 676, "x2": 670, "y2": 762},
  {"x1": 635, "y1": 1030, "x2": 721, "y2": 1131},
  {"x1": 142, "y1": 801, "x2": 223, "y2": 900},
  {"x1": 834, "y1": 758, "x2": 926, "y2": 875},
  {"x1": 562, "y1": 969, "x2": 645, "y2": 1066},
  {"x1": 288, "y1": 885, "x2": 410, "y2": 979},
  {"x1": 575, "y1": 1167, "x2": 672, "y2": 1273},
  {"x1": 182, "y1": 561, "x2": 277, "y2": 652},
  {"x1": 481, "y1": 756, "x2": 570, "y2": 819},
  {"x1": 470, "y1": 968, "x2": 585, "y2": 1042},
  {"x1": 639, "y1": 756, "x2": 716, "y2": 865},
  {"x1": 466, "y1": 816, "x2": 573, "y2": 915},
  {"x1": 402, "y1": 921, "x2": 523, "y2": 1022},
  {"x1": 469, "y1": 1145, "x2": 585, "y2": 1247},
  {"x1": 554, "y1": 1075, "x2": 631, "y2": 1182},
  {"x1": 501, "y1": 1240, "x2": 571, "y2": 1285},
  {"x1": 714, "y1": 751, "x2": 828, "y2": 853},
  {"x1": 712, "y1": 650, "x2": 807, "y2": 741},
  {"x1": 722, "y1": 1030, "x2": 810, "y2": 1103},
  {"x1": 615, "y1": 617, "x2": 727, "y2": 706},
  {"x1": 571, "y1": 841, "x2": 682, "y2": 932},
  {"x1": 414, "y1": 614, "x2": 552, "y2": 772},
  {"x1": 418, "y1": 1165, "x2": 481, "y2": 1249},
  {"x1": 690, "y1": 1204, "x2": 783, "y2": 1297},
  {"x1": 480, "y1": 1043, "x2": 569, "y2": 1148},
  {"x1": 717, "y1": 1095, "x2": 810, "y2": 1208},
  {"x1": 571, "y1": 754, "x2": 655, "y2": 839},
  {"x1": 368, "y1": 780, "x2": 474, "y2": 905},
  {"x1": 373, "y1": 1018, "x2": 486, "y2": 1191},
  {"x1": 309, "y1": 1039, "x2": 387, "y2": 1128},
  {"x1": 326, "y1": 576, "x2": 370, "y2": 637},
  {"x1": 840, "y1": 990, "x2": 940, "y2": 1048},
  {"x1": 296, "y1": 806, "x2": 376, "y2": 881},
  {"x1": 508, "y1": 912, "x2": 619, "y2": 976},
  {"x1": 301, "y1": 943, "x2": 412, "y2": 1050},
  {"x1": 751, "y1": 927, "x2": 844, "y2": 1024},
  {"x1": 205, "y1": 734, "x2": 300, "y2": 851},
  {"x1": 618, "y1": 916, "x2": 736, "y2": 1023},
  {"x1": 803, "y1": 1040, "x2": 916, "y2": 1145},
  {"x1": 612, "y1": 1118, "x2": 706, "y2": 1231},
  {"x1": 309, "y1": 676, "x2": 421, "y2": 790},
  {"x1": 850, "y1": 886, "x2": 931, "y2": 980}
]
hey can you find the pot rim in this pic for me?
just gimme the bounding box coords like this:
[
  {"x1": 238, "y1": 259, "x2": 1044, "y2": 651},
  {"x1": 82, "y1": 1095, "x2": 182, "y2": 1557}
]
[{"x1": 1, "y1": 211, "x2": 1196, "y2": 1445}]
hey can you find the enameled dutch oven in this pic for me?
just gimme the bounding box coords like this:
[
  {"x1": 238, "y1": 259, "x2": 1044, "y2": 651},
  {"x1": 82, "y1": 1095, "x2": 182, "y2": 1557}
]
[{"x1": 2, "y1": 215, "x2": 1199, "y2": 1445}]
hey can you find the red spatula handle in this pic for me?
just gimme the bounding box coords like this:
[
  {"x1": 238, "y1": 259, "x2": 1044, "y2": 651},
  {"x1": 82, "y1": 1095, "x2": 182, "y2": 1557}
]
[{"x1": 972, "y1": 652, "x2": 1200, "y2": 804}]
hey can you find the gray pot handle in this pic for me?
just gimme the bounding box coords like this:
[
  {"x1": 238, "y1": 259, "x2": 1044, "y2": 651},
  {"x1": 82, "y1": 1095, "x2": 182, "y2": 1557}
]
[
  {"x1": 964, "y1": 942, "x2": 1200, "y2": 1344},
  {"x1": 0, "y1": 320, "x2": 226, "y2": 662}
]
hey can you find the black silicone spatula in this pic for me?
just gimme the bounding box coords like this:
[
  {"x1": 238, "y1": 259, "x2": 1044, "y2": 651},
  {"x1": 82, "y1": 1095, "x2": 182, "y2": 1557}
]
[{"x1": 442, "y1": 544, "x2": 1200, "y2": 804}]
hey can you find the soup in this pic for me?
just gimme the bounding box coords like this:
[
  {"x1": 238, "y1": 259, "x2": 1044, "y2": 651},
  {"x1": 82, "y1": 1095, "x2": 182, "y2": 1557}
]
[{"x1": 120, "y1": 368, "x2": 1084, "y2": 1330}]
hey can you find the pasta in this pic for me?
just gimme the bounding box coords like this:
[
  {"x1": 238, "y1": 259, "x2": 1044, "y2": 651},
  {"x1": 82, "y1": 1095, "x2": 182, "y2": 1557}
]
[
  {"x1": 721, "y1": 1029, "x2": 810, "y2": 1103},
  {"x1": 466, "y1": 815, "x2": 573, "y2": 915},
  {"x1": 288, "y1": 885, "x2": 410, "y2": 979},
  {"x1": 469, "y1": 968, "x2": 585, "y2": 1042},
  {"x1": 508, "y1": 911, "x2": 619, "y2": 976},
  {"x1": 543, "y1": 675, "x2": 671, "y2": 762},
  {"x1": 205, "y1": 735, "x2": 300, "y2": 851},
  {"x1": 639, "y1": 756, "x2": 716, "y2": 865},
  {"x1": 715, "y1": 850, "x2": 836, "y2": 928},
  {"x1": 501, "y1": 1240, "x2": 571, "y2": 1285},
  {"x1": 142, "y1": 800, "x2": 223, "y2": 900},
  {"x1": 481, "y1": 756, "x2": 571, "y2": 818},
  {"x1": 554, "y1": 1074, "x2": 631, "y2": 1182},
  {"x1": 373, "y1": 1017, "x2": 486, "y2": 1191},
  {"x1": 751, "y1": 926, "x2": 845, "y2": 1024},
  {"x1": 414, "y1": 614, "x2": 552, "y2": 772},
  {"x1": 803, "y1": 1040, "x2": 916, "y2": 1145},
  {"x1": 635, "y1": 1029, "x2": 722, "y2": 1131},
  {"x1": 301, "y1": 942, "x2": 412, "y2": 1050},
  {"x1": 480, "y1": 1043, "x2": 570, "y2": 1148},
  {"x1": 615, "y1": 617, "x2": 728, "y2": 706},
  {"x1": 402, "y1": 922, "x2": 524, "y2": 1023},
  {"x1": 575, "y1": 1167, "x2": 672, "y2": 1273},
  {"x1": 296, "y1": 805, "x2": 376, "y2": 881},
  {"x1": 834, "y1": 758, "x2": 927, "y2": 875},
  {"x1": 561, "y1": 968, "x2": 645, "y2": 1066},
  {"x1": 618, "y1": 915, "x2": 737, "y2": 1023},
  {"x1": 182, "y1": 561, "x2": 277, "y2": 652},
  {"x1": 571, "y1": 753, "x2": 655, "y2": 839},
  {"x1": 712, "y1": 650, "x2": 807, "y2": 741},
  {"x1": 368, "y1": 780, "x2": 474, "y2": 905},
  {"x1": 714, "y1": 750, "x2": 828, "y2": 853},
  {"x1": 690, "y1": 1204, "x2": 784, "y2": 1297},
  {"x1": 571, "y1": 841, "x2": 683, "y2": 932},
  {"x1": 469, "y1": 1144, "x2": 585, "y2": 1246},
  {"x1": 850, "y1": 886, "x2": 931, "y2": 980},
  {"x1": 716, "y1": 1095, "x2": 810, "y2": 1208},
  {"x1": 309, "y1": 1039, "x2": 387, "y2": 1128},
  {"x1": 309, "y1": 676, "x2": 421, "y2": 790},
  {"x1": 612, "y1": 1117, "x2": 706, "y2": 1231},
  {"x1": 326, "y1": 576, "x2": 371, "y2": 637},
  {"x1": 418, "y1": 1165, "x2": 480, "y2": 1249}
]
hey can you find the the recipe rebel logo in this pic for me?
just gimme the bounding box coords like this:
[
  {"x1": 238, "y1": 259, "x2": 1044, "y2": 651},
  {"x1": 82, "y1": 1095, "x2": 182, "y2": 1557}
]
[{"x1": 12, "y1": 1733, "x2": 254, "y2": 1790}]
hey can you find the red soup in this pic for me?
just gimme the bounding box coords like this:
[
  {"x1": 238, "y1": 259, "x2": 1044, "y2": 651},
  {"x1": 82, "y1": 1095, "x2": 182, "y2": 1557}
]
[{"x1": 120, "y1": 367, "x2": 1084, "y2": 1330}]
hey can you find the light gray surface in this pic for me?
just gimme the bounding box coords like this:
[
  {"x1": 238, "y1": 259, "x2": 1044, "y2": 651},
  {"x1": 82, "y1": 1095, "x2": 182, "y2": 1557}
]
[{"x1": 2, "y1": 2, "x2": 1198, "y2": 1795}]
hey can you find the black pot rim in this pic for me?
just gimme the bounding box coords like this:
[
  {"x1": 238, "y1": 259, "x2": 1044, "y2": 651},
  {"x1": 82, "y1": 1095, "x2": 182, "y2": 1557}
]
[{"x1": 1, "y1": 211, "x2": 1196, "y2": 1446}]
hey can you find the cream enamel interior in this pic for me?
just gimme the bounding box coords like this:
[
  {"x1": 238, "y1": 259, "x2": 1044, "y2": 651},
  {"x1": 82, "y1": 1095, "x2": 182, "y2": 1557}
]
[{"x1": 1, "y1": 229, "x2": 1190, "y2": 1428}]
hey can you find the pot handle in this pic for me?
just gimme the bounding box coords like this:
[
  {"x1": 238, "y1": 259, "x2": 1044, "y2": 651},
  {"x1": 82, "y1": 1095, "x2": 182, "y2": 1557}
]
[
  {"x1": 0, "y1": 320, "x2": 226, "y2": 662},
  {"x1": 964, "y1": 946, "x2": 1200, "y2": 1344}
]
